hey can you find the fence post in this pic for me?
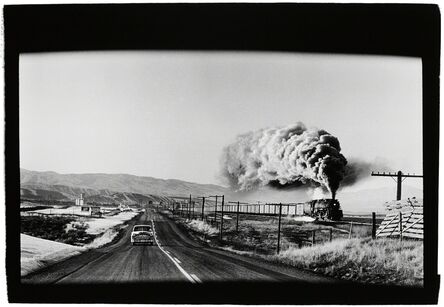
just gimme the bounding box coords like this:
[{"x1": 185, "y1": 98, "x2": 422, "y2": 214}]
[
  {"x1": 277, "y1": 203, "x2": 283, "y2": 254},
  {"x1": 372, "y1": 212, "x2": 376, "y2": 239},
  {"x1": 201, "y1": 197, "x2": 205, "y2": 221},
  {"x1": 214, "y1": 195, "x2": 218, "y2": 222},
  {"x1": 348, "y1": 222, "x2": 353, "y2": 239},
  {"x1": 329, "y1": 228, "x2": 333, "y2": 242},
  {"x1": 236, "y1": 201, "x2": 240, "y2": 232},
  {"x1": 399, "y1": 211, "x2": 403, "y2": 242},
  {"x1": 220, "y1": 195, "x2": 224, "y2": 240},
  {"x1": 312, "y1": 230, "x2": 316, "y2": 245},
  {"x1": 189, "y1": 194, "x2": 192, "y2": 220}
]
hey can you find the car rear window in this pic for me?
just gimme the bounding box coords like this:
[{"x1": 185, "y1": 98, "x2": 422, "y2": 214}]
[{"x1": 134, "y1": 226, "x2": 151, "y2": 232}]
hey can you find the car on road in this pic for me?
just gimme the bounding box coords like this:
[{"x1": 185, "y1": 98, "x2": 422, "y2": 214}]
[{"x1": 131, "y1": 225, "x2": 154, "y2": 246}]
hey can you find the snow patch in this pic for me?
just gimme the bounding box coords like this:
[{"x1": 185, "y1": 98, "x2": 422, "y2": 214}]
[
  {"x1": 293, "y1": 216, "x2": 316, "y2": 222},
  {"x1": 20, "y1": 201, "x2": 42, "y2": 208},
  {"x1": 187, "y1": 220, "x2": 219, "y2": 236},
  {"x1": 33, "y1": 206, "x2": 92, "y2": 216},
  {"x1": 84, "y1": 224, "x2": 129, "y2": 249},
  {"x1": 81, "y1": 211, "x2": 139, "y2": 235},
  {"x1": 220, "y1": 246, "x2": 255, "y2": 256},
  {"x1": 21, "y1": 234, "x2": 85, "y2": 276}
]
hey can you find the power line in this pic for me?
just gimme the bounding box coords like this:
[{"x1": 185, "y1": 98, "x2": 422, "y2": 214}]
[{"x1": 371, "y1": 170, "x2": 423, "y2": 200}]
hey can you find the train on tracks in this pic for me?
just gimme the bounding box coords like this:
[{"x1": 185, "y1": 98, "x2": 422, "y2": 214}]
[{"x1": 303, "y1": 199, "x2": 343, "y2": 221}]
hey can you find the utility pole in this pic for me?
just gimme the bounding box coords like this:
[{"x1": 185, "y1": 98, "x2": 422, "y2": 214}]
[
  {"x1": 277, "y1": 203, "x2": 283, "y2": 254},
  {"x1": 214, "y1": 195, "x2": 218, "y2": 221},
  {"x1": 229, "y1": 201, "x2": 244, "y2": 232},
  {"x1": 208, "y1": 195, "x2": 223, "y2": 226},
  {"x1": 371, "y1": 170, "x2": 423, "y2": 200},
  {"x1": 236, "y1": 201, "x2": 240, "y2": 231},
  {"x1": 189, "y1": 194, "x2": 192, "y2": 220},
  {"x1": 198, "y1": 197, "x2": 205, "y2": 221},
  {"x1": 372, "y1": 212, "x2": 377, "y2": 239},
  {"x1": 220, "y1": 195, "x2": 224, "y2": 240}
]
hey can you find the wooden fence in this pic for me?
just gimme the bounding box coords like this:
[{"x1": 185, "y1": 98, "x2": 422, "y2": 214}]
[{"x1": 376, "y1": 207, "x2": 423, "y2": 240}]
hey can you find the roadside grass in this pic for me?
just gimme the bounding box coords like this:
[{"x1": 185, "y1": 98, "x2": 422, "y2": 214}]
[
  {"x1": 166, "y1": 211, "x2": 423, "y2": 287},
  {"x1": 268, "y1": 237, "x2": 423, "y2": 286}
]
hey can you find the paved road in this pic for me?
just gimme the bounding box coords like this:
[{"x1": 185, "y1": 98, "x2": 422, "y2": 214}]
[{"x1": 22, "y1": 208, "x2": 337, "y2": 284}]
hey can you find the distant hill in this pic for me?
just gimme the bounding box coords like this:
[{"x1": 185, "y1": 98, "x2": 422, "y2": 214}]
[
  {"x1": 20, "y1": 168, "x2": 231, "y2": 204},
  {"x1": 20, "y1": 169, "x2": 423, "y2": 212},
  {"x1": 20, "y1": 183, "x2": 172, "y2": 205}
]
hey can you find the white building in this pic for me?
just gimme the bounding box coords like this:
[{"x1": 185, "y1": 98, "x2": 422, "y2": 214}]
[{"x1": 75, "y1": 193, "x2": 85, "y2": 206}]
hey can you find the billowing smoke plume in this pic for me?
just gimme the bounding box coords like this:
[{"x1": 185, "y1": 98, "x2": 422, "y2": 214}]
[
  {"x1": 342, "y1": 158, "x2": 392, "y2": 187},
  {"x1": 220, "y1": 122, "x2": 348, "y2": 198}
]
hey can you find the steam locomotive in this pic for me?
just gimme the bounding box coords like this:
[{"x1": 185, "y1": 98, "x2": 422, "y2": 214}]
[{"x1": 303, "y1": 199, "x2": 343, "y2": 221}]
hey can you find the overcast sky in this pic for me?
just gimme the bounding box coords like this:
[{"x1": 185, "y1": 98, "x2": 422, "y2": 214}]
[{"x1": 20, "y1": 51, "x2": 422, "y2": 190}]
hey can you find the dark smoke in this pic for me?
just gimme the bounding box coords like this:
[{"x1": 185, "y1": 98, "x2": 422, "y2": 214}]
[
  {"x1": 267, "y1": 179, "x2": 307, "y2": 190},
  {"x1": 220, "y1": 122, "x2": 348, "y2": 197},
  {"x1": 341, "y1": 158, "x2": 392, "y2": 187}
]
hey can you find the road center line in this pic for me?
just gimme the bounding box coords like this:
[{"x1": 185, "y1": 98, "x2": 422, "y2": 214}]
[
  {"x1": 151, "y1": 219, "x2": 196, "y2": 283},
  {"x1": 173, "y1": 257, "x2": 181, "y2": 264},
  {"x1": 190, "y1": 274, "x2": 202, "y2": 283}
]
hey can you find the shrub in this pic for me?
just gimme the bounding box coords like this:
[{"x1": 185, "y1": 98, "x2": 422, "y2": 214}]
[{"x1": 21, "y1": 216, "x2": 96, "y2": 245}]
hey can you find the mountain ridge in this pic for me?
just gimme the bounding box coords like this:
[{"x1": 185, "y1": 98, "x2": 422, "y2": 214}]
[
  {"x1": 20, "y1": 169, "x2": 423, "y2": 213},
  {"x1": 20, "y1": 168, "x2": 230, "y2": 202}
]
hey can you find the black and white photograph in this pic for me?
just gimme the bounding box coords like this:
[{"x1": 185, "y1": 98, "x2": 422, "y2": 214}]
[{"x1": 4, "y1": 3, "x2": 440, "y2": 304}]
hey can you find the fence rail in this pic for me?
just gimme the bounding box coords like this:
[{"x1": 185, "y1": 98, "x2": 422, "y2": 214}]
[
  {"x1": 161, "y1": 194, "x2": 421, "y2": 255},
  {"x1": 376, "y1": 208, "x2": 423, "y2": 240}
]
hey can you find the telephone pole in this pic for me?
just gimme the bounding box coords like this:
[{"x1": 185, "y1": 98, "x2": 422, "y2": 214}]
[
  {"x1": 371, "y1": 170, "x2": 423, "y2": 200},
  {"x1": 208, "y1": 195, "x2": 224, "y2": 225},
  {"x1": 198, "y1": 197, "x2": 205, "y2": 221}
]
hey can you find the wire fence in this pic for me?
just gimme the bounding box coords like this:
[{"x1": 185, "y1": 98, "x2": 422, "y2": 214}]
[{"x1": 160, "y1": 194, "x2": 381, "y2": 255}]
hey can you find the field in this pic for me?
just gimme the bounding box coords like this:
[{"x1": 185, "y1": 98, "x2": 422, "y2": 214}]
[
  {"x1": 21, "y1": 206, "x2": 141, "y2": 246},
  {"x1": 165, "y1": 209, "x2": 423, "y2": 286},
  {"x1": 270, "y1": 237, "x2": 423, "y2": 286},
  {"x1": 171, "y1": 209, "x2": 383, "y2": 253},
  {"x1": 21, "y1": 215, "x2": 96, "y2": 245}
]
